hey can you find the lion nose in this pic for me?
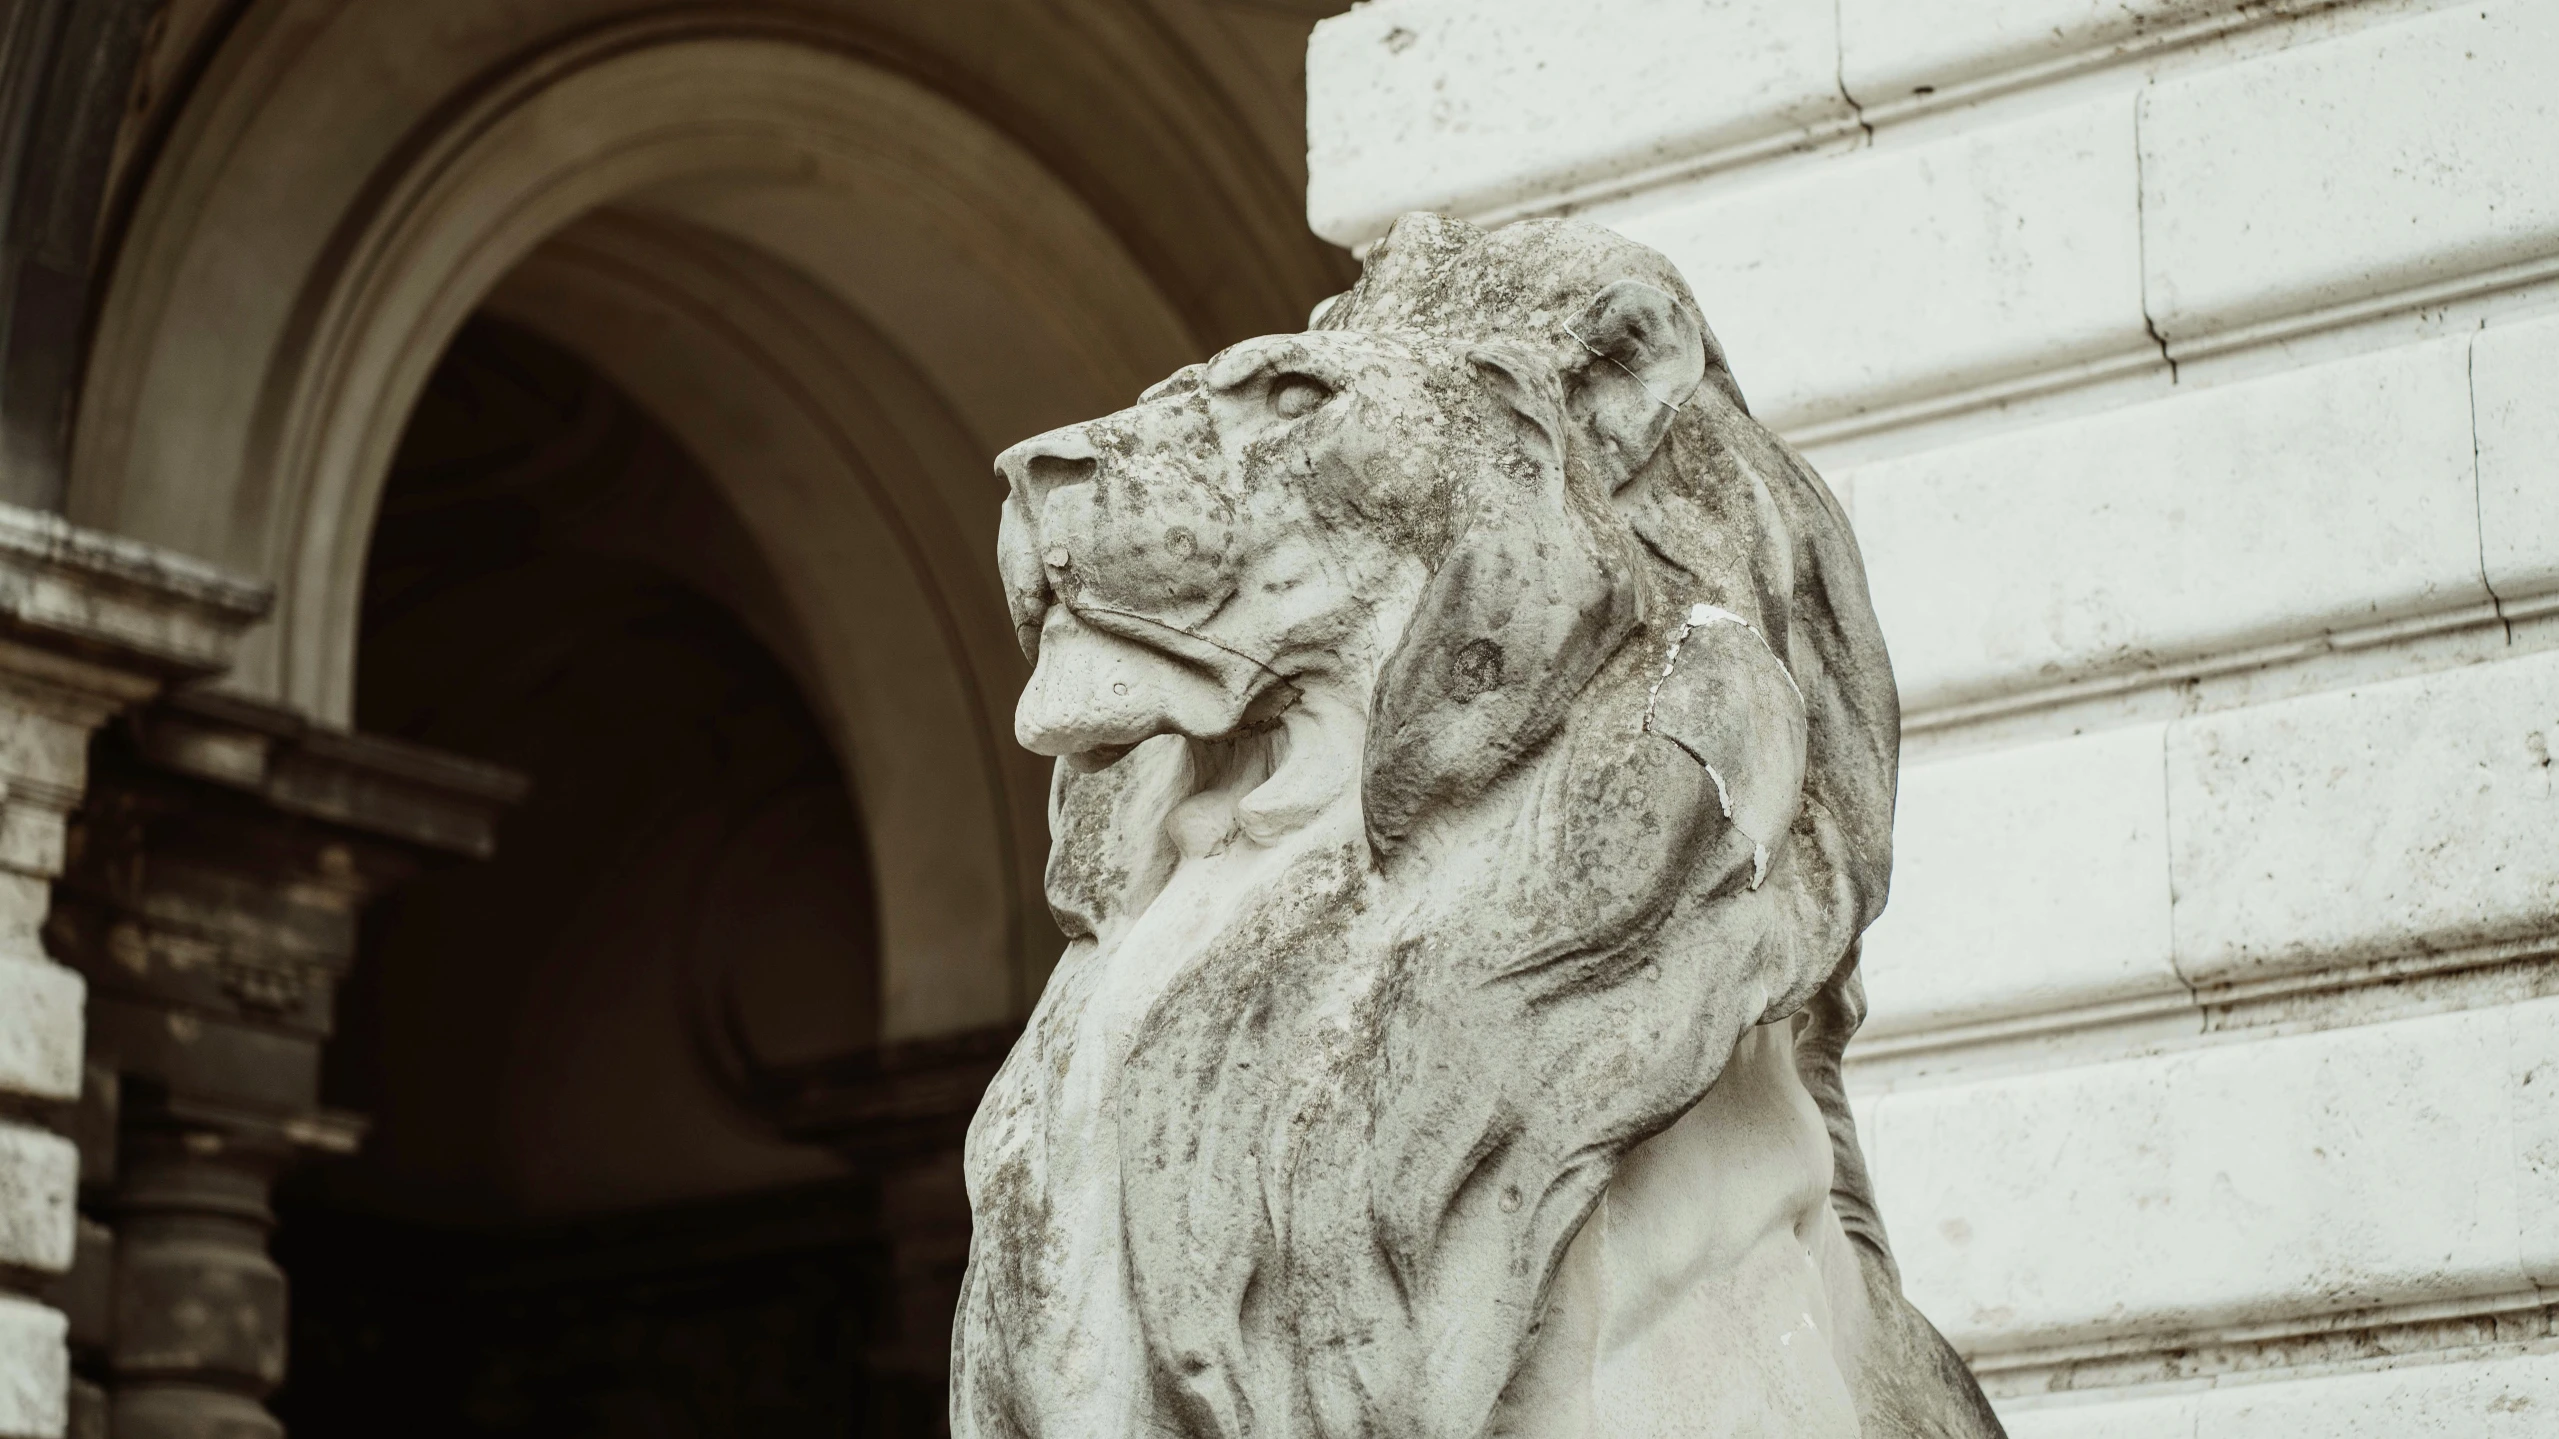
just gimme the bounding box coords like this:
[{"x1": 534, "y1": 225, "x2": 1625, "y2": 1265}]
[{"x1": 995, "y1": 424, "x2": 1100, "y2": 509}]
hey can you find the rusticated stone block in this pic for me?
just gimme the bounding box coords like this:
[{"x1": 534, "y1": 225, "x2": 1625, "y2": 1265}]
[
  {"x1": 2167, "y1": 649, "x2": 2559, "y2": 986},
  {"x1": 1875, "y1": 1002, "x2": 2539, "y2": 1354},
  {"x1": 2142, "y1": 0, "x2": 2559, "y2": 337},
  {"x1": 0, "y1": 955, "x2": 81, "y2": 1104},
  {"x1": 1306, "y1": 0, "x2": 1847, "y2": 247},
  {"x1": 1852, "y1": 336, "x2": 2482, "y2": 713},
  {"x1": 1862, "y1": 722, "x2": 2176, "y2": 1037},
  {"x1": 0, "y1": 1296, "x2": 66, "y2": 1439},
  {"x1": 0, "y1": 1126, "x2": 75, "y2": 1273},
  {"x1": 1616, "y1": 96, "x2": 2144, "y2": 432}
]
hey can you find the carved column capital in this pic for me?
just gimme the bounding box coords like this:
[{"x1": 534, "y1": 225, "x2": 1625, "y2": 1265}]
[
  {"x1": 0, "y1": 503, "x2": 268, "y2": 1439},
  {"x1": 54, "y1": 692, "x2": 524, "y2": 1123},
  {"x1": 49, "y1": 691, "x2": 522, "y2": 1439}
]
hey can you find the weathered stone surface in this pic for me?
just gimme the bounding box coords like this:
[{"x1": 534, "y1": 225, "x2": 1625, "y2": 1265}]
[
  {"x1": 1306, "y1": 0, "x2": 1847, "y2": 248},
  {"x1": 2198, "y1": 1350, "x2": 2559, "y2": 1438},
  {"x1": 2000, "y1": 1388, "x2": 2198, "y2": 1439},
  {"x1": 0, "y1": 507, "x2": 267, "y2": 687},
  {"x1": 2006, "y1": 1346, "x2": 2559, "y2": 1437},
  {"x1": 1614, "y1": 97, "x2": 2144, "y2": 433},
  {"x1": 2499, "y1": 979, "x2": 2559, "y2": 1292},
  {"x1": 0, "y1": 956, "x2": 82, "y2": 1103},
  {"x1": 0, "y1": 1128, "x2": 74, "y2": 1272},
  {"x1": 1861, "y1": 723, "x2": 2176, "y2": 1038},
  {"x1": 0, "y1": 1298, "x2": 66, "y2": 1439},
  {"x1": 1872, "y1": 1002, "x2": 2540, "y2": 1354},
  {"x1": 2140, "y1": 1, "x2": 2559, "y2": 338},
  {"x1": 2166, "y1": 649, "x2": 2559, "y2": 986},
  {"x1": 1840, "y1": 0, "x2": 2293, "y2": 104},
  {"x1": 957, "y1": 215, "x2": 1997, "y2": 1438},
  {"x1": 2473, "y1": 313, "x2": 2559, "y2": 603},
  {"x1": 1850, "y1": 336, "x2": 2482, "y2": 713}
]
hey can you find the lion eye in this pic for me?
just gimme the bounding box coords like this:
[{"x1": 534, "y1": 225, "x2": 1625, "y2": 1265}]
[{"x1": 1270, "y1": 374, "x2": 1331, "y2": 420}]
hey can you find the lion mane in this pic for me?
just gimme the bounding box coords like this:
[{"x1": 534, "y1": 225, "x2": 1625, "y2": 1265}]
[{"x1": 960, "y1": 214, "x2": 1911, "y2": 1439}]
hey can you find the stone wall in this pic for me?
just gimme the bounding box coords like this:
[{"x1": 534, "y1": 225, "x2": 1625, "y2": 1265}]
[{"x1": 1310, "y1": 1, "x2": 2559, "y2": 1433}]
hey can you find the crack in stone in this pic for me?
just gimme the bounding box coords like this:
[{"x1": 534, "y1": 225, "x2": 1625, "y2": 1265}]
[{"x1": 1642, "y1": 601, "x2": 1792, "y2": 889}]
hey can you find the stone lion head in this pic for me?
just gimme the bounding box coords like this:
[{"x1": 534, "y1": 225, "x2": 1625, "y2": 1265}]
[{"x1": 960, "y1": 214, "x2": 1908, "y2": 1439}]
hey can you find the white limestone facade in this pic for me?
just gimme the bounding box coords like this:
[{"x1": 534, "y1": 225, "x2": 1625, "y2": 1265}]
[{"x1": 1309, "y1": 2, "x2": 2559, "y2": 1434}]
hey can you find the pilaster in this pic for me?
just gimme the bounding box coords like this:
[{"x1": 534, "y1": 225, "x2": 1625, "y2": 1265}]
[
  {"x1": 46, "y1": 691, "x2": 523, "y2": 1439},
  {"x1": 0, "y1": 505, "x2": 268, "y2": 1439},
  {"x1": 754, "y1": 1026, "x2": 1013, "y2": 1428}
]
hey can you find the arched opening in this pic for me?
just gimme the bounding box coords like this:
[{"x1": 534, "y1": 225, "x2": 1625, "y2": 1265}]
[
  {"x1": 62, "y1": 6, "x2": 1352, "y2": 1433},
  {"x1": 73, "y1": 15, "x2": 1254, "y2": 1034},
  {"x1": 276, "y1": 317, "x2": 924, "y2": 1435}
]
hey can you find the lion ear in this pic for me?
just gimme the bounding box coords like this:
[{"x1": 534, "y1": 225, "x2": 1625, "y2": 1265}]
[
  {"x1": 1565, "y1": 279, "x2": 1707, "y2": 493},
  {"x1": 1362, "y1": 347, "x2": 1639, "y2": 854}
]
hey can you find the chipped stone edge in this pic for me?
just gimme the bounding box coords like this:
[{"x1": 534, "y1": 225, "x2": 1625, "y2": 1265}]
[
  {"x1": 1641, "y1": 601, "x2": 1802, "y2": 889},
  {"x1": 0, "y1": 502, "x2": 273, "y2": 683}
]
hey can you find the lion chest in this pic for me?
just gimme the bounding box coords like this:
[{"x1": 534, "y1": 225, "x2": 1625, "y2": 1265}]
[
  {"x1": 972, "y1": 808, "x2": 1357, "y2": 1434},
  {"x1": 1491, "y1": 1021, "x2": 1864, "y2": 1438}
]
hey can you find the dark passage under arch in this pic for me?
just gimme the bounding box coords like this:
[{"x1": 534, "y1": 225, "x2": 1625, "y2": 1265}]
[{"x1": 276, "y1": 318, "x2": 952, "y2": 1437}]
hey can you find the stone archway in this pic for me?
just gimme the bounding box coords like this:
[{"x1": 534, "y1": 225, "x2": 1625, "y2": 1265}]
[
  {"x1": 276, "y1": 313, "x2": 920, "y2": 1436},
  {"x1": 52, "y1": 5, "x2": 1351, "y2": 1434},
  {"x1": 71, "y1": 7, "x2": 1237, "y2": 1031}
]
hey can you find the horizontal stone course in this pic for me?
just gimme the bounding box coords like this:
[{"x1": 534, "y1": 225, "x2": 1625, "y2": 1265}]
[
  {"x1": 1999, "y1": 1386, "x2": 2200, "y2": 1439},
  {"x1": 1305, "y1": 0, "x2": 1846, "y2": 249},
  {"x1": 1872, "y1": 999, "x2": 2554, "y2": 1354},
  {"x1": 1861, "y1": 647, "x2": 2558, "y2": 1039},
  {"x1": 2141, "y1": 0, "x2": 2559, "y2": 338},
  {"x1": 1849, "y1": 336, "x2": 2483, "y2": 713},
  {"x1": 1841, "y1": 0, "x2": 2293, "y2": 105},
  {"x1": 2167, "y1": 648, "x2": 2559, "y2": 987},
  {"x1": 2000, "y1": 1347, "x2": 2559, "y2": 1437},
  {"x1": 1312, "y1": 1, "x2": 2559, "y2": 436},
  {"x1": 1613, "y1": 96, "x2": 2144, "y2": 433},
  {"x1": 1861, "y1": 722, "x2": 2175, "y2": 1038}
]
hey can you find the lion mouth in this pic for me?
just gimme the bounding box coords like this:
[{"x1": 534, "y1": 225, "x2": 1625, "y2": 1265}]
[
  {"x1": 1016, "y1": 602, "x2": 1298, "y2": 765},
  {"x1": 1017, "y1": 602, "x2": 1368, "y2": 847}
]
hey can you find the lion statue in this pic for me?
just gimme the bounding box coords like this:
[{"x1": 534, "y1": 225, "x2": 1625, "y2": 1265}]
[{"x1": 955, "y1": 214, "x2": 2005, "y2": 1439}]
